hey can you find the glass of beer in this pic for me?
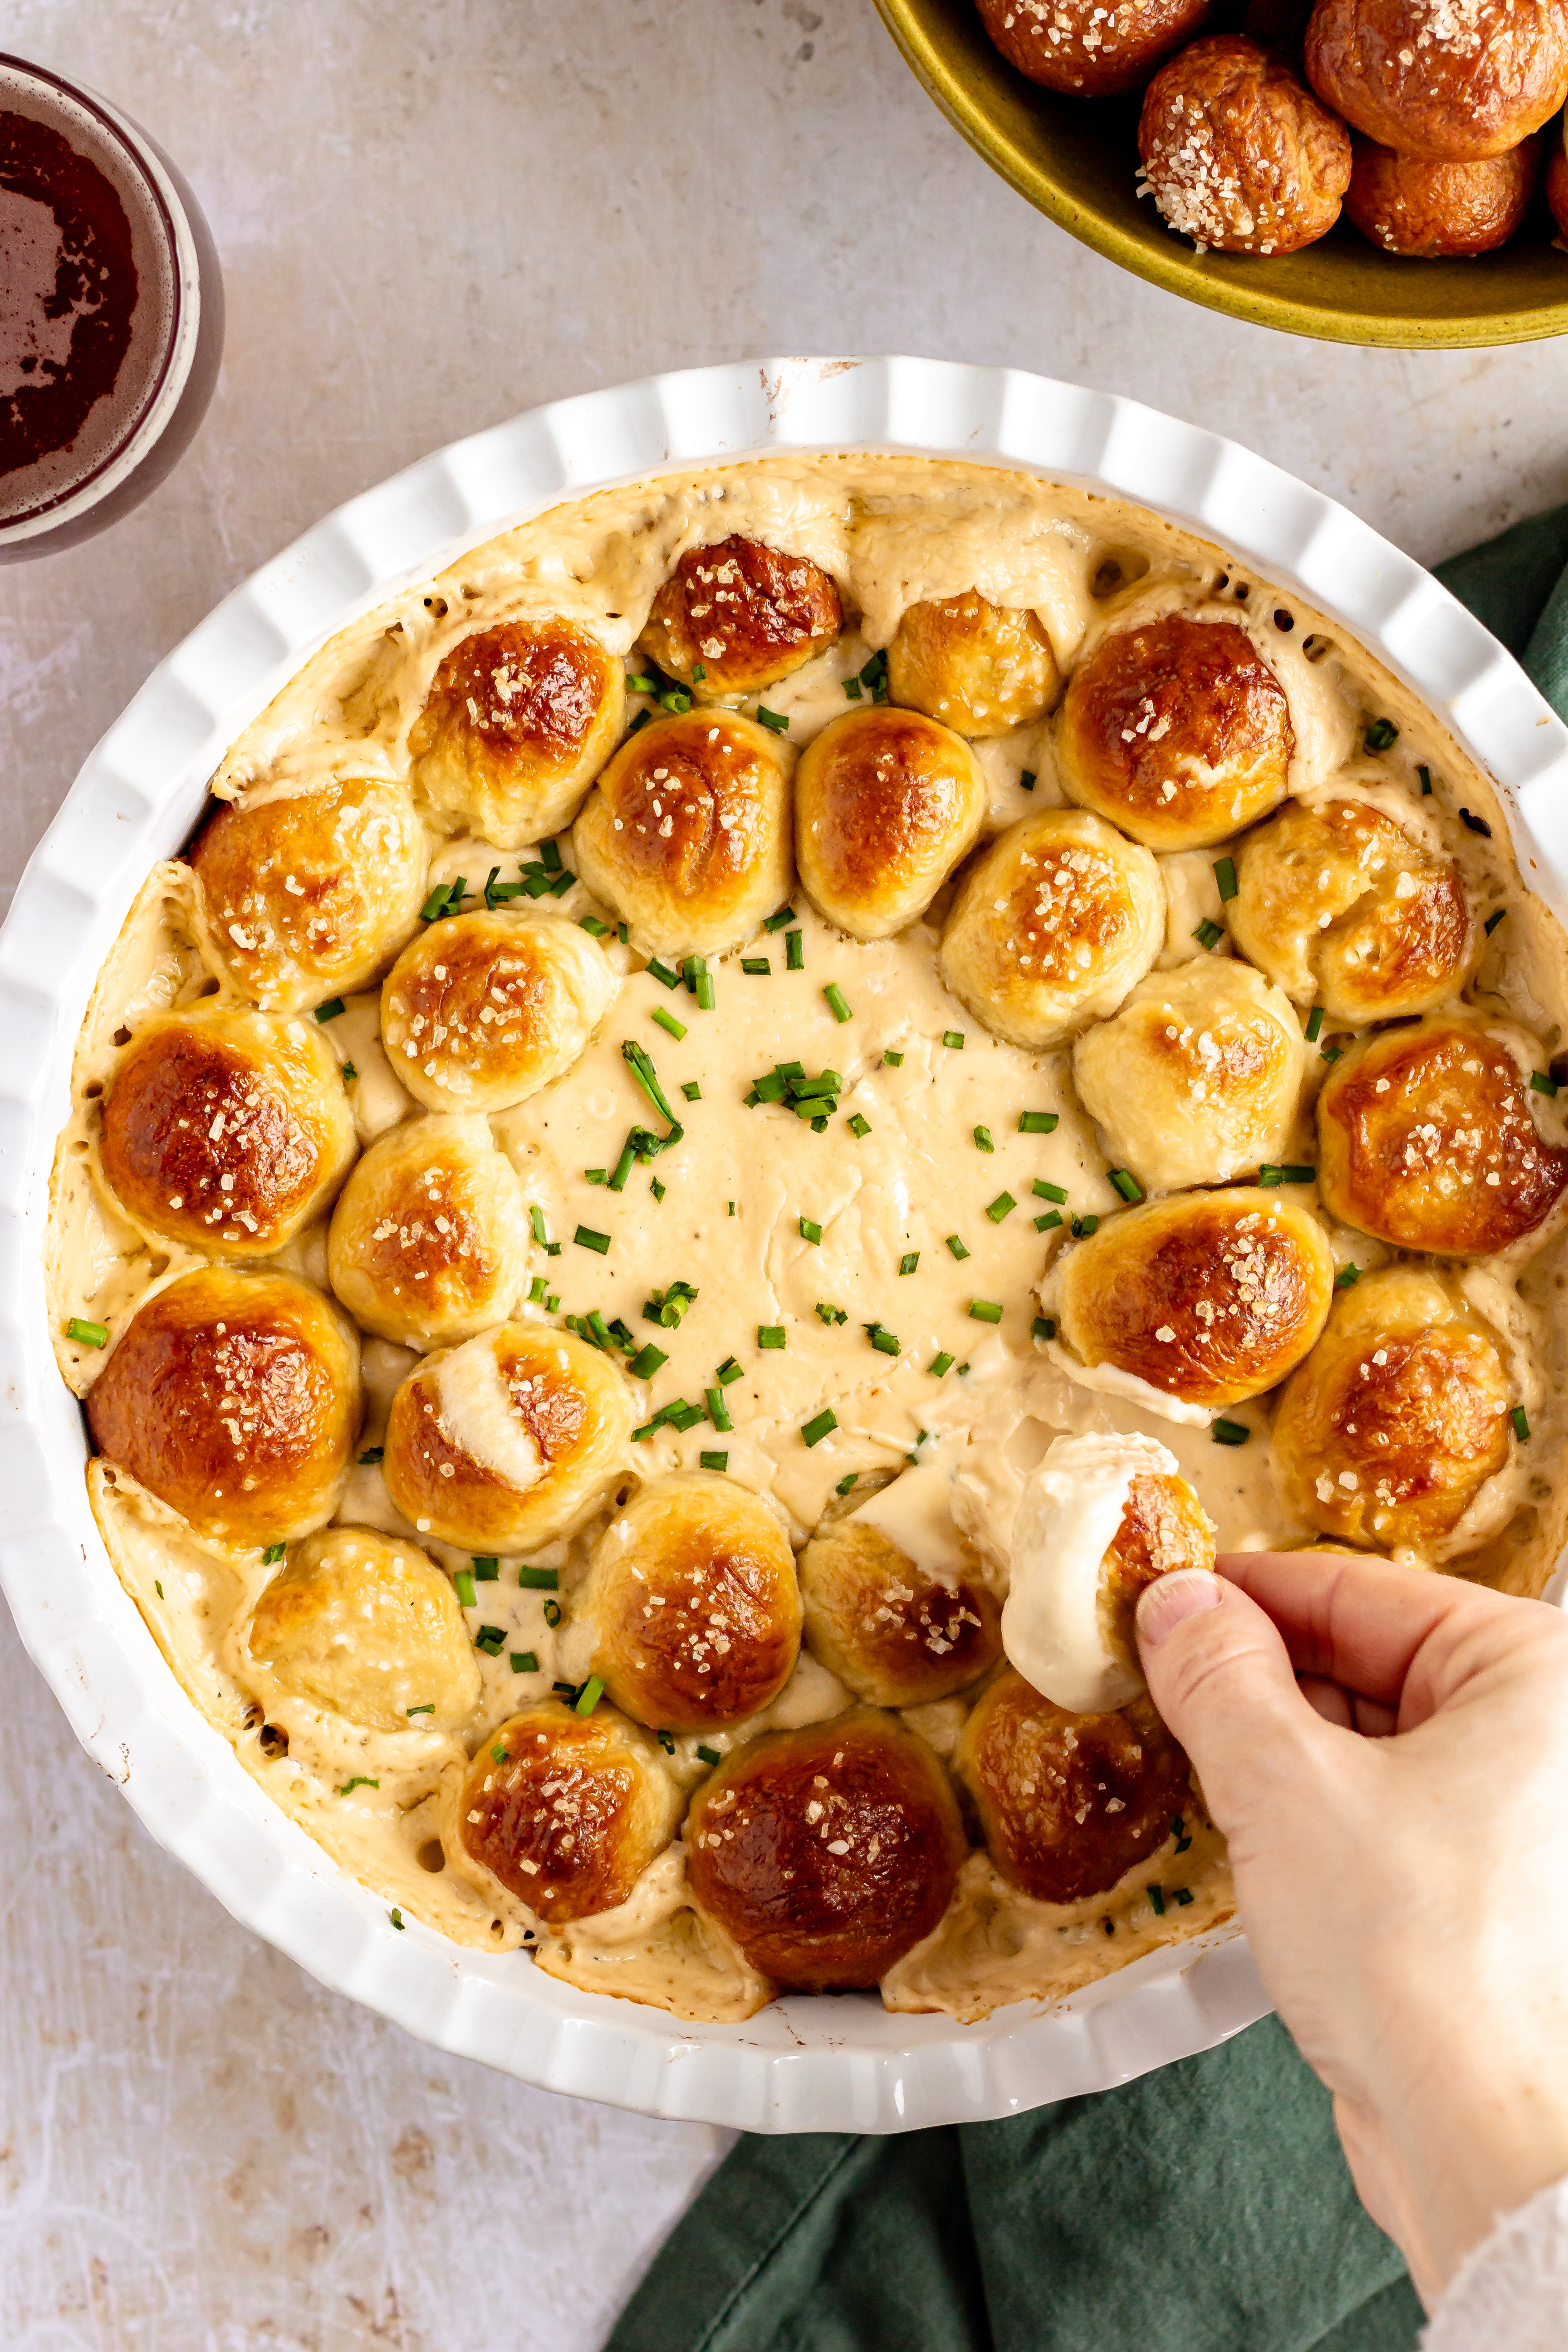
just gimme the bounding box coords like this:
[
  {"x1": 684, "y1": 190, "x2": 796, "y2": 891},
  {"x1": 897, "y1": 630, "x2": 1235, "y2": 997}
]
[{"x1": 0, "y1": 53, "x2": 224, "y2": 560}]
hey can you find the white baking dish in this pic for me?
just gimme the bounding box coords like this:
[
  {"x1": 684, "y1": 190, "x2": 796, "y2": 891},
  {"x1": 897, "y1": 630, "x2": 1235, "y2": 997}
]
[{"x1": 5, "y1": 357, "x2": 1566, "y2": 2134}]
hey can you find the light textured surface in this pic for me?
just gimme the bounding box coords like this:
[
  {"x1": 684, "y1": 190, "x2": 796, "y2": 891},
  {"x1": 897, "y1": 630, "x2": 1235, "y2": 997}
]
[{"x1": 2, "y1": 3, "x2": 1565, "y2": 2347}]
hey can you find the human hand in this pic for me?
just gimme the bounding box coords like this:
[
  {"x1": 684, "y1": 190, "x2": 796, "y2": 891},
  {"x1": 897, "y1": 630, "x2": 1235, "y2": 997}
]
[{"x1": 1136, "y1": 1550, "x2": 1568, "y2": 2309}]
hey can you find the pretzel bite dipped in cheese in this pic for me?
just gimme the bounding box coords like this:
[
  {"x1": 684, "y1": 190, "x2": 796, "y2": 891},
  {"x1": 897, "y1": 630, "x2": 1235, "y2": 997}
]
[
  {"x1": 1229, "y1": 794, "x2": 1478, "y2": 1022},
  {"x1": 1271, "y1": 1267, "x2": 1515, "y2": 1556},
  {"x1": 939, "y1": 809, "x2": 1164, "y2": 1050},
  {"x1": 327, "y1": 1115, "x2": 533, "y2": 1349},
  {"x1": 1316, "y1": 1013, "x2": 1568, "y2": 1257},
  {"x1": 573, "y1": 710, "x2": 794, "y2": 959},
  {"x1": 1048, "y1": 1189, "x2": 1336, "y2": 1412},
  {"x1": 190, "y1": 777, "x2": 426, "y2": 1013},
  {"x1": 1072, "y1": 957, "x2": 1307, "y2": 1196},
  {"x1": 98, "y1": 1002, "x2": 356, "y2": 1256},
  {"x1": 407, "y1": 617, "x2": 624, "y2": 847},
  {"x1": 85, "y1": 1266, "x2": 361, "y2": 1548},
  {"x1": 798, "y1": 1473, "x2": 1002, "y2": 1710},
  {"x1": 1305, "y1": 0, "x2": 1568, "y2": 158},
  {"x1": 382, "y1": 1323, "x2": 632, "y2": 1551},
  {"x1": 638, "y1": 535, "x2": 842, "y2": 701},
  {"x1": 583, "y1": 1473, "x2": 802, "y2": 1732},
  {"x1": 447, "y1": 1700, "x2": 682, "y2": 1926},
  {"x1": 957, "y1": 1672, "x2": 1192, "y2": 1904},
  {"x1": 1138, "y1": 36, "x2": 1352, "y2": 257},
  {"x1": 239, "y1": 1527, "x2": 481, "y2": 1732},
  {"x1": 977, "y1": 0, "x2": 1213, "y2": 96},
  {"x1": 1058, "y1": 605, "x2": 1295, "y2": 849},
  {"x1": 1001, "y1": 1433, "x2": 1215, "y2": 1715},
  {"x1": 795, "y1": 705, "x2": 987, "y2": 941},
  {"x1": 685, "y1": 1712, "x2": 968, "y2": 1991},
  {"x1": 887, "y1": 592, "x2": 1062, "y2": 736},
  {"x1": 380, "y1": 908, "x2": 618, "y2": 1115},
  {"x1": 1345, "y1": 135, "x2": 1540, "y2": 255}
]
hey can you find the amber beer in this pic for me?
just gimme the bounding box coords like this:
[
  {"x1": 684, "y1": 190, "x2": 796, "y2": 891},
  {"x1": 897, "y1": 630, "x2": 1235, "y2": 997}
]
[{"x1": 0, "y1": 54, "x2": 222, "y2": 558}]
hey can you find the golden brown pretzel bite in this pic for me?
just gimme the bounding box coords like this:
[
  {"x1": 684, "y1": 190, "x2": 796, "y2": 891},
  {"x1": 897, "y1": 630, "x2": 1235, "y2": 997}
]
[
  {"x1": 1306, "y1": 0, "x2": 1568, "y2": 158},
  {"x1": 1345, "y1": 135, "x2": 1540, "y2": 254},
  {"x1": 887, "y1": 592, "x2": 1062, "y2": 735},
  {"x1": 241, "y1": 1527, "x2": 481, "y2": 1731},
  {"x1": 795, "y1": 705, "x2": 987, "y2": 941},
  {"x1": 798, "y1": 1499, "x2": 1002, "y2": 1710},
  {"x1": 686, "y1": 1711, "x2": 968, "y2": 1990},
  {"x1": 976, "y1": 0, "x2": 1212, "y2": 96},
  {"x1": 326, "y1": 1115, "x2": 533, "y2": 1349},
  {"x1": 638, "y1": 535, "x2": 842, "y2": 700},
  {"x1": 1138, "y1": 35, "x2": 1352, "y2": 255},
  {"x1": 408, "y1": 617, "x2": 624, "y2": 846},
  {"x1": 379, "y1": 907, "x2": 618, "y2": 1116}
]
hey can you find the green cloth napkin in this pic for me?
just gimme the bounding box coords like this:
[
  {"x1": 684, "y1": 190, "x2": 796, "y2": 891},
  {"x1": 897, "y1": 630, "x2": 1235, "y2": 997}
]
[{"x1": 607, "y1": 510, "x2": 1568, "y2": 2352}]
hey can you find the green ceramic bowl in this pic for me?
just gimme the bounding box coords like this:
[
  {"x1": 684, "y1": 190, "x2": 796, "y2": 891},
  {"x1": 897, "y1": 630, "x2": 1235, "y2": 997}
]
[{"x1": 873, "y1": 0, "x2": 1568, "y2": 347}]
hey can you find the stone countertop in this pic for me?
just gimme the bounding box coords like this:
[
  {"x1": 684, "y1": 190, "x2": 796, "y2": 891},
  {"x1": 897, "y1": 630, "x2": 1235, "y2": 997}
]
[{"x1": 2, "y1": 3, "x2": 1564, "y2": 2345}]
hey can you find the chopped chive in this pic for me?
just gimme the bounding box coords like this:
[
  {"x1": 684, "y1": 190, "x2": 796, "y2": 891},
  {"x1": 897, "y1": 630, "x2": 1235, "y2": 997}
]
[
  {"x1": 155, "y1": 1581, "x2": 163, "y2": 1598},
  {"x1": 540, "y1": 840, "x2": 563, "y2": 874},
  {"x1": 1174, "y1": 1887, "x2": 1194, "y2": 1906},
  {"x1": 657, "y1": 1727, "x2": 676, "y2": 1754},
  {"x1": 628, "y1": 1343, "x2": 669, "y2": 1380},
  {"x1": 1334, "y1": 1263, "x2": 1361, "y2": 1289},
  {"x1": 390, "y1": 1908, "x2": 405, "y2": 1929},
  {"x1": 579, "y1": 913, "x2": 610, "y2": 937},
  {"x1": 1071, "y1": 1215, "x2": 1099, "y2": 1238},
  {"x1": 1258, "y1": 1165, "x2": 1284, "y2": 1186},
  {"x1": 1213, "y1": 857, "x2": 1237, "y2": 902},
  {"x1": 1108, "y1": 1169, "x2": 1143, "y2": 1203},
  {"x1": 313, "y1": 997, "x2": 345, "y2": 1023},
  {"x1": 717, "y1": 1357, "x2": 743, "y2": 1385},
  {"x1": 545, "y1": 1292, "x2": 560, "y2": 1310},
  {"x1": 1418, "y1": 764, "x2": 1433, "y2": 794},
  {"x1": 618, "y1": 922, "x2": 628, "y2": 943},
  {"x1": 1019, "y1": 1111, "x2": 1059, "y2": 1135},
  {"x1": 691, "y1": 662, "x2": 706, "y2": 682},
  {"x1": 764, "y1": 905, "x2": 797, "y2": 933},
  {"x1": 844, "y1": 674, "x2": 863, "y2": 700},
  {"x1": 946, "y1": 1233, "x2": 970, "y2": 1259},
  {"x1": 339, "y1": 1062, "x2": 358, "y2": 1083},
  {"x1": 823, "y1": 983, "x2": 853, "y2": 1024},
  {"x1": 836, "y1": 1472, "x2": 860, "y2": 1496},
  {"x1": 930, "y1": 1351, "x2": 955, "y2": 1377},
  {"x1": 584, "y1": 1168, "x2": 608, "y2": 1186},
  {"x1": 815, "y1": 1301, "x2": 847, "y2": 1325},
  {"x1": 785, "y1": 929, "x2": 804, "y2": 970},
  {"x1": 1192, "y1": 917, "x2": 1225, "y2": 951},
  {"x1": 985, "y1": 1191, "x2": 1016, "y2": 1223},
  {"x1": 1033, "y1": 1179, "x2": 1068, "y2": 1204},
  {"x1": 1211, "y1": 1419, "x2": 1250, "y2": 1447},
  {"x1": 1281, "y1": 1165, "x2": 1316, "y2": 1183},
  {"x1": 652, "y1": 1005, "x2": 687, "y2": 1040},
  {"x1": 1485, "y1": 908, "x2": 1506, "y2": 935},
  {"x1": 758, "y1": 1325, "x2": 786, "y2": 1350},
  {"x1": 696, "y1": 1743, "x2": 722, "y2": 1766},
  {"x1": 1363, "y1": 717, "x2": 1398, "y2": 752},
  {"x1": 622, "y1": 1039, "x2": 679, "y2": 1126},
  {"x1": 700, "y1": 1449, "x2": 730, "y2": 1471},
  {"x1": 1513, "y1": 1406, "x2": 1531, "y2": 1442},
  {"x1": 1032, "y1": 1316, "x2": 1056, "y2": 1343},
  {"x1": 651, "y1": 1178, "x2": 666, "y2": 1201},
  {"x1": 454, "y1": 1569, "x2": 478, "y2": 1608},
  {"x1": 419, "y1": 882, "x2": 457, "y2": 922},
  {"x1": 262, "y1": 1542, "x2": 286, "y2": 1566},
  {"x1": 608, "y1": 1138, "x2": 638, "y2": 1193},
  {"x1": 65, "y1": 1317, "x2": 108, "y2": 1348},
  {"x1": 680, "y1": 1080, "x2": 702, "y2": 1102},
  {"x1": 472, "y1": 1557, "x2": 500, "y2": 1582},
  {"x1": 802, "y1": 1408, "x2": 838, "y2": 1447},
  {"x1": 1036, "y1": 1211, "x2": 1063, "y2": 1232},
  {"x1": 1304, "y1": 1005, "x2": 1324, "y2": 1043},
  {"x1": 847, "y1": 1112, "x2": 871, "y2": 1138},
  {"x1": 1459, "y1": 807, "x2": 1492, "y2": 837},
  {"x1": 1320, "y1": 1045, "x2": 1342, "y2": 1065},
  {"x1": 1172, "y1": 1814, "x2": 1191, "y2": 1852},
  {"x1": 406, "y1": 1703, "x2": 435, "y2": 1716},
  {"x1": 530, "y1": 1206, "x2": 549, "y2": 1247},
  {"x1": 882, "y1": 1049, "x2": 903, "y2": 1067},
  {"x1": 968, "y1": 1299, "x2": 1003, "y2": 1324},
  {"x1": 943, "y1": 1030, "x2": 965, "y2": 1050},
  {"x1": 755, "y1": 705, "x2": 789, "y2": 735},
  {"x1": 800, "y1": 1216, "x2": 823, "y2": 1244},
  {"x1": 510, "y1": 1651, "x2": 539, "y2": 1675},
  {"x1": 527, "y1": 1277, "x2": 549, "y2": 1305},
  {"x1": 860, "y1": 649, "x2": 889, "y2": 698},
  {"x1": 517, "y1": 1566, "x2": 559, "y2": 1590},
  {"x1": 898, "y1": 1250, "x2": 920, "y2": 1275},
  {"x1": 574, "y1": 1225, "x2": 611, "y2": 1254},
  {"x1": 646, "y1": 957, "x2": 681, "y2": 989},
  {"x1": 706, "y1": 1387, "x2": 733, "y2": 1432},
  {"x1": 1019, "y1": 768, "x2": 1037, "y2": 792},
  {"x1": 358, "y1": 1446, "x2": 385, "y2": 1467},
  {"x1": 543, "y1": 1598, "x2": 562, "y2": 1627},
  {"x1": 340, "y1": 1777, "x2": 380, "y2": 1795},
  {"x1": 973, "y1": 1126, "x2": 994, "y2": 1152},
  {"x1": 576, "y1": 1676, "x2": 605, "y2": 1717},
  {"x1": 1532, "y1": 1069, "x2": 1559, "y2": 1096},
  {"x1": 1148, "y1": 1885, "x2": 1167, "y2": 1916},
  {"x1": 866, "y1": 1323, "x2": 900, "y2": 1356},
  {"x1": 741, "y1": 956, "x2": 771, "y2": 975}
]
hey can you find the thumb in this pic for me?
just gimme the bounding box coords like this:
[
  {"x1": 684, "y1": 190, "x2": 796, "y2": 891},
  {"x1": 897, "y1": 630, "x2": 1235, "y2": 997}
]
[{"x1": 1137, "y1": 1569, "x2": 1331, "y2": 1832}]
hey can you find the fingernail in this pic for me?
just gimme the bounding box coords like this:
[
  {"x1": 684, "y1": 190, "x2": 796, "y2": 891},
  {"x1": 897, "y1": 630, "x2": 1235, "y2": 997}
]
[{"x1": 1137, "y1": 1568, "x2": 1224, "y2": 1648}]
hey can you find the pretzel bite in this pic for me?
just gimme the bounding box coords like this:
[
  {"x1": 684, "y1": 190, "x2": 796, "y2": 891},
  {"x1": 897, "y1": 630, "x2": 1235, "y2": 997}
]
[
  {"x1": 382, "y1": 1323, "x2": 632, "y2": 1550},
  {"x1": 939, "y1": 808, "x2": 1164, "y2": 1049},
  {"x1": 958, "y1": 1672, "x2": 1191, "y2": 1904},
  {"x1": 976, "y1": 0, "x2": 1213, "y2": 97},
  {"x1": 1547, "y1": 134, "x2": 1568, "y2": 239},
  {"x1": 189, "y1": 778, "x2": 426, "y2": 1013},
  {"x1": 685, "y1": 1713, "x2": 968, "y2": 1990},
  {"x1": 1072, "y1": 958, "x2": 1307, "y2": 1196},
  {"x1": 1051, "y1": 1189, "x2": 1336, "y2": 1408},
  {"x1": 638, "y1": 535, "x2": 842, "y2": 700},
  {"x1": 1058, "y1": 610, "x2": 1294, "y2": 850},
  {"x1": 572, "y1": 710, "x2": 793, "y2": 959},
  {"x1": 1138, "y1": 36, "x2": 1352, "y2": 255},
  {"x1": 1229, "y1": 796, "x2": 1477, "y2": 1022},
  {"x1": 1004, "y1": 1433, "x2": 1215, "y2": 1713},
  {"x1": 887, "y1": 593, "x2": 1062, "y2": 737},
  {"x1": 451, "y1": 1701, "x2": 681, "y2": 1925},
  {"x1": 241, "y1": 1527, "x2": 481, "y2": 1731},
  {"x1": 379, "y1": 909, "x2": 618, "y2": 1114},
  {"x1": 1317, "y1": 1014, "x2": 1568, "y2": 1257},
  {"x1": 797, "y1": 1499, "x2": 1002, "y2": 1710},
  {"x1": 1346, "y1": 135, "x2": 1539, "y2": 254},
  {"x1": 85, "y1": 1267, "x2": 360, "y2": 1548},
  {"x1": 583, "y1": 1473, "x2": 802, "y2": 1732},
  {"x1": 1305, "y1": 0, "x2": 1568, "y2": 158},
  {"x1": 795, "y1": 706, "x2": 987, "y2": 941},
  {"x1": 407, "y1": 617, "x2": 624, "y2": 847},
  {"x1": 1272, "y1": 1267, "x2": 1513, "y2": 1553},
  {"x1": 327, "y1": 1115, "x2": 532, "y2": 1349},
  {"x1": 98, "y1": 1003, "x2": 356, "y2": 1256}
]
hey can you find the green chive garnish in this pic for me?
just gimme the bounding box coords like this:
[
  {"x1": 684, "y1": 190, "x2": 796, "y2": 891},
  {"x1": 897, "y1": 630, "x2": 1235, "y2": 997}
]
[
  {"x1": 652, "y1": 1005, "x2": 687, "y2": 1040},
  {"x1": 543, "y1": 1598, "x2": 562, "y2": 1627},
  {"x1": 1032, "y1": 1317, "x2": 1056, "y2": 1343},
  {"x1": 1531, "y1": 1070, "x2": 1558, "y2": 1096},
  {"x1": 741, "y1": 956, "x2": 771, "y2": 975},
  {"x1": 1334, "y1": 1264, "x2": 1361, "y2": 1289},
  {"x1": 1213, "y1": 857, "x2": 1237, "y2": 902},
  {"x1": 700, "y1": 1450, "x2": 729, "y2": 1472},
  {"x1": 1019, "y1": 1111, "x2": 1059, "y2": 1135},
  {"x1": 973, "y1": 1126, "x2": 994, "y2": 1152},
  {"x1": 646, "y1": 957, "x2": 681, "y2": 989},
  {"x1": 764, "y1": 905, "x2": 796, "y2": 932},
  {"x1": 261, "y1": 1542, "x2": 286, "y2": 1565},
  {"x1": 575, "y1": 1225, "x2": 611, "y2": 1254},
  {"x1": 576, "y1": 1676, "x2": 605, "y2": 1717},
  {"x1": 1513, "y1": 1406, "x2": 1531, "y2": 1442},
  {"x1": 628, "y1": 1343, "x2": 668, "y2": 1379},
  {"x1": 517, "y1": 1566, "x2": 559, "y2": 1590},
  {"x1": 1305, "y1": 1005, "x2": 1324, "y2": 1043},
  {"x1": 1418, "y1": 764, "x2": 1433, "y2": 794},
  {"x1": 579, "y1": 913, "x2": 610, "y2": 937},
  {"x1": 802, "y1": 1408, "x2": 838, "y2": 1447},
  {"x1": 1364, "y1": 717, "x2": 1398, "y2": 751},
  {"x1": 1036, "y1": 1211, "x2": 1063, "y2": 1232},
  {"x1": 407, "y1": 1703, "x2": 435, "y2": 1715},
  {"x1": 836, "y1": 1472, "x2": 859, "y2": 1495},
  {"x1": 454, "y1": 1569, "x2": 477, "y2": 1608},
  {"x1": 946, "y1": 1233, "x2": 970, "y2": 1259},
  {"x1": 786, "y1": 929, "x2": 804, "y2": 970},
  {"x1": 883, "y1": 1049, "x2": 903, "y2": 1067},
  {"x1": 1033, "y1": 1179, "x2": 1068, "y2": 1204},
  {"x1": 314, "y1": 997, "x2": 345, "y2": 1023},
  {"x1": 1211, "y1": 1420, "x2": 1250, "y2": 1447},
  {"x1": 968, "y1": 1300, "x2": 1003, "y2": 1324},
  {"x1": 943, "y1": 1030, "x2": 965, "y2": 1050},
  {"x1": 1019, "y1": 768, "x2": 1037, "y2": 792},
  {"x1": 1192, "y1": 918, "x2": 1224, "y2": 951},
  {"x1": 340, "y1": 1778, "x2": 380, "y2": 1795},
  {"x1": 358, "y1": 1446, "x2": 385, "y2": 1466},
  {"x1": 706, "y1": 1387, "x2": 733, "y2": 1432},
  {"x1": 866, "y1": 1323, "x2": 899, "y2": 1356},
  {"x1": 510, "y1": 1652, "x2": 539, "y2": 1674},
  {"x1": 1108, "y1": 1170, "x2": 1142, "y2": 1203},
  {"x1": 985, "y1": 1192, "x2": 1016, "y2": 1223},
  {"x1": 1148, "y1": 1885, "x2": 1167, "y2": 1916},
  {"x1": 755, "y1": 706, "x2": 789, "y2": 734},
  {"x1": 930, "y1": 1351, "x2": 954, "y2": 1377},
  {"x1": 823, "y1": 983, "x2": 852, "y2": 1024},
  {"x1": 696, "y1": 1743, "x2": 722, "y2": 1766},
  {"x1": 717, "y1": 1357, "x2": 743, "y2": 1384},
  {"x1": 758, "y1": 1325, "x2": 786, "y2": 1349},
  {"x1": 815, "y1": 1302, "x2": 847, "y2": 1325},
  {"x1": 472, "y1": 1557, "x2": 500, "y2": 1581},
  {"x1": 339, "y1": 1062, "x2": 358, "y2": 1083},
  {"x1": 898, "y1": 1251, "x2": 919, "y2": 1274},
  {"x1": 1071, "y1": 1215, "x2": 1099, "y2": 1238},
  {"x1": 66, "y1": 1317, "x2": 108, "y2": 1348},
  {"x1": 848, "y1": 1112, "x2": 871, "y2": 1138},
  {"x1": 800, "y1": 1216, "x2": 823, "y2": 1244}
]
